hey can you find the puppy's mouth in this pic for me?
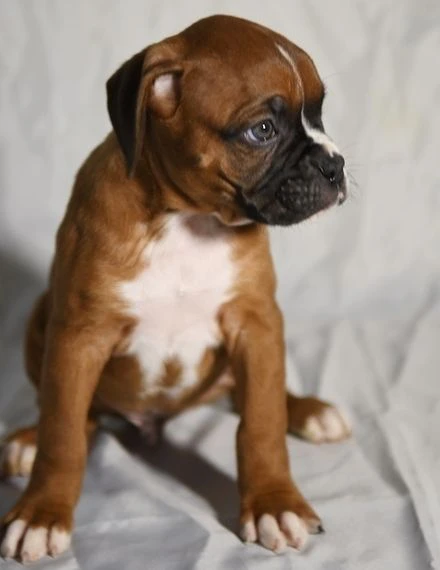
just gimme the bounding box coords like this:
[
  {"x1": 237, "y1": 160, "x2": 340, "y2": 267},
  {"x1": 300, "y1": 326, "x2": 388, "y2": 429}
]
[
  {"x1": 276, "y1": 176, "x2": 346, "y2": 213},
  {"x1": 237, "y1": 176, "x2": 347, "y2": 226},
  {"x1": 236, "y1": 145, "x2": 348, "y2": 226}
]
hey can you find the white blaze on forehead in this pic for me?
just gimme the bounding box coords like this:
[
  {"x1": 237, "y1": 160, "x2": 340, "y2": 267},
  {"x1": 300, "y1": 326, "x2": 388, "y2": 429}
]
[
  {"x1": 276, "y1": 44, "x2": 294, "y2": 68},
  {"x1": 276, "y1": 43, "x2": 342, "y2": 159},
  {"x1": 276, "y1": 44, "x2": 304, "y2": 98},
  {"x1": 301, "y1": 114, "x2": 340, "y2": 157}
]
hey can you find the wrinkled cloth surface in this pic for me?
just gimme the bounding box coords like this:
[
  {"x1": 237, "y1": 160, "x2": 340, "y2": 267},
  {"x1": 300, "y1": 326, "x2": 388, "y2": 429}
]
[{"x1": 1, "y1": 1, "x2": 439, "y2": 568}]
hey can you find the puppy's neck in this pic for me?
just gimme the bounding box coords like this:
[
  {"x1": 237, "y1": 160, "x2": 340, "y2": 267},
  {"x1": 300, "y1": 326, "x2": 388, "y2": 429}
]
[
  {"x1": 129, "y1": 147, "x2": 252, "y2": 228},
  {"x1": 106, "y1": 133, "x2": 253, "y2": 228}
]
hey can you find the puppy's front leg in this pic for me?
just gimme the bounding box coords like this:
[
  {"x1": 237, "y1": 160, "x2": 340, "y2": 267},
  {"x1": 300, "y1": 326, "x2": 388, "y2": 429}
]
[
  {"x1": 221, "y1": 299, "x2": 322, "y2": 553},
  {"x1": 1, "y1": 322, "x2": 115, "y2": 563}
]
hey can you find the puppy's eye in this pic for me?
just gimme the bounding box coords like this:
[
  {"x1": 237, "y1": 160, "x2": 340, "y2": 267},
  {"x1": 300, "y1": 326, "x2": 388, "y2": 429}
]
[{"x1": 243, "y1": 120, "x2": 277, "y2": 145}]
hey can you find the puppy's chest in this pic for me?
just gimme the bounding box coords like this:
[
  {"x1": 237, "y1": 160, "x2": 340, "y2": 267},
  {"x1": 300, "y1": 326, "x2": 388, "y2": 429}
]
[{"x1": 117, "y1": 215, "x2": 235, "y2": 398}]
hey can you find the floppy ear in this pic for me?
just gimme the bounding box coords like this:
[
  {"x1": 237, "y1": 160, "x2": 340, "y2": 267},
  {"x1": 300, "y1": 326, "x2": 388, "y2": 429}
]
[{"x1": 106, "y1": 44, "x2": 183, "y2": 176}]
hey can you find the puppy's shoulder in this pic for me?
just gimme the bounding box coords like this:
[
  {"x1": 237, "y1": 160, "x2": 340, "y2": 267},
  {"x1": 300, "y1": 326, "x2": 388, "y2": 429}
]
[
  {"x1": 59, "y1": 133, "x2": 150, "y2": 243},
  {"x1": 50, "y1": 134, "x2": 154, "y2": 299},
  {"x1": 73, "y1": 132, "x2": 134, "y2": 203}
]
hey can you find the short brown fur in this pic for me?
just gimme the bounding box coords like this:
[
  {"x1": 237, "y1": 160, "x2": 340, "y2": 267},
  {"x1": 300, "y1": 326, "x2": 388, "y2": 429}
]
[{"x1": 1, "y1": 15, "x2": 350, "y2": 561}]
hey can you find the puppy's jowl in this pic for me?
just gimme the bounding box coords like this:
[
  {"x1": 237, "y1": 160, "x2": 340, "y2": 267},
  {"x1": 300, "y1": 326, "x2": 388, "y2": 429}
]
[{"x1": 0, "y1": 15, "x2": 351, "y2": 561}]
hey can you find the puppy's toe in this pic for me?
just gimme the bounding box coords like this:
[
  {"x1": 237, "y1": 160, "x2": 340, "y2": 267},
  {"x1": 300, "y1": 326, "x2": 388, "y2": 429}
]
[
  {"x1": 0, "y1": 519, "x2": 27, "y2": 559},
  {"x1": 304, "y1": 406, "x2": 351, "y2": 443},
  {"x1": 279, "y1": 511, "x2": 309, "y2": 550},
  {"x1": 48, "y1": 526, "x2": 72, "y2": 557},
  {"x1": 241, "y1": 512, "x2": 313, "y2": 554},
  {"x1": 258, "y1": 514, "x2": 287, "y2": 553},
  {"x1": 240, "y1": 487, "x2": 323, "y2": 555},
  {"x1": 1, "y1": 520, "x2": 72, "y2": 562},
  {"x1": 240, "y1": 519, "x2": 257, "y2": 543},
  {"x1": 20, "y1": 526, "x2": 50, "y2": 563},
  {"x1": 0, "y1": 426, "x2": 38, "y2": 478},
  {"x1": 288, "y1": 396, "x2": 351, "y2": 443},
  {"x1": 1, "y1": 503, "x2": 72, "y2": 562},
  {"x1": 0, "y1": 440, "x2": 37, "y2": 477}
]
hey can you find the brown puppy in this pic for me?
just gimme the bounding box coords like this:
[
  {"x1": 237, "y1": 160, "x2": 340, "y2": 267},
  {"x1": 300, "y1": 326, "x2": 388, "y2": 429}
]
[{"x1": 0, "y1": 15, "x2": 351, "y2": 562}]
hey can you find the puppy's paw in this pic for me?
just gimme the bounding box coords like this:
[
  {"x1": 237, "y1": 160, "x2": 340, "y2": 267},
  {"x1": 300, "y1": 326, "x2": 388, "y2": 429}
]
[
  {"x1": 0, "y1": 442, "x2": 37, "y2": 478},
  {"x1": 1, "y1": 497, "x2": 72, "y2": 562},
  {"x1": 0, "y1": 426, "x2": 38, "y2": 477},
  {"x1": 287, "y1": 396, "x2": 351, "y2": 443},
  {"x1": 240, "y1": 488, "x2": 322, "y2": 553}
]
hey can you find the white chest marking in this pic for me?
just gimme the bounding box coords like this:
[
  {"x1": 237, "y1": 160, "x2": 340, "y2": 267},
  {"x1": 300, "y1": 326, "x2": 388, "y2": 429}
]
[{"x1": 118, "y1": 214, "x2": 235, "y2": 398}]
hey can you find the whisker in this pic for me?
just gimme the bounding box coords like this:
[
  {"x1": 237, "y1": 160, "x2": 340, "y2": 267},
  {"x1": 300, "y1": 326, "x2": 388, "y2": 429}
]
[
  {"x1": 321, "y1": 70, "x2": 346, "y2": 82},
  {"x1": 345, "y1": 165, "x2": 363, "y2": 172},
  {"x1": 339, "y1": 141, "x2": 362, "y2": 153},
  {"x1": 346, "y1": 168, "x2": 359, "y2": 183},
  {"x1": 348, "y1": 193, "x2": 360, "y2": 202}
]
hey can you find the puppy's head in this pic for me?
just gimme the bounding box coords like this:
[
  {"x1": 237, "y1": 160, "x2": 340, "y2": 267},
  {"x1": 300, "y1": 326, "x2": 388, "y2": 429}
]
[{"x1": 107, "y1": 15, "x2": 347, "y2": 226}]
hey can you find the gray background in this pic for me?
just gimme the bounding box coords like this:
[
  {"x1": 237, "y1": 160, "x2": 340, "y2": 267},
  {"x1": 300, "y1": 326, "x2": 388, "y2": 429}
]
[{"x1": 0, "y1": 0, "x2": 439, "y2": 568}]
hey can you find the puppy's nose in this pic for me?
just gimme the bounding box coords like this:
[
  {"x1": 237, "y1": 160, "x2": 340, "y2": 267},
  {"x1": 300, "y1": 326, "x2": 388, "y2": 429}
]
[{"x1": 315, "y1": 154, "x2": 345, "y2": 184}]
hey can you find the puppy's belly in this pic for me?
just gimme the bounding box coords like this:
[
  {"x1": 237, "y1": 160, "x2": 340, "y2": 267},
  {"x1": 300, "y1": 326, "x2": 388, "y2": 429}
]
[
  {"x1": 123, "y1": 293, "x2": 223, "y2": 400},
  {"x1": 95, "y1": 336, "x2": 227, "y2": 418}
]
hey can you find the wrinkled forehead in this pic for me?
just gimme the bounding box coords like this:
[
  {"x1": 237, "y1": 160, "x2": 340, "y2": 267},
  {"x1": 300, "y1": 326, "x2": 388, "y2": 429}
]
[
  {"x1": 180, "y1": 20, "x2": 325, "y2": 125},
  {"x1": 275, "y1": 43, "x2": 325, "y2": 108}
]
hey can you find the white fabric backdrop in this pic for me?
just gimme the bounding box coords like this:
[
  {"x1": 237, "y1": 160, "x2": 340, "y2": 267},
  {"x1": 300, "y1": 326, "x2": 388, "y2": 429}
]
[{"x1": 1, "y1": 1, "x2": 439, "y2": 568}]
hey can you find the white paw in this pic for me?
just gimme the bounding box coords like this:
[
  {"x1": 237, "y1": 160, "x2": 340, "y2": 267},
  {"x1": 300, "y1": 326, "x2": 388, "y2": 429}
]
[
  {"x1": 241, "y1": 512, "x2": 310, "y2": 553},
  {"x1": 302, "y1": 406, "x2": 351, "y2": 443},
  {"x1": 1, "y1": 519, "x2": 71, "y2": 562},
  {"x1": 0, "y1": 440, "x2": 37, "y2": 476}
]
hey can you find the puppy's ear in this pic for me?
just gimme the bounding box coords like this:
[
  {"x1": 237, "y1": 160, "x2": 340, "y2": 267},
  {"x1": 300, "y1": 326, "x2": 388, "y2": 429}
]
[{"x1": 106, "y1": 41, "x2": 183, "y2": 177}]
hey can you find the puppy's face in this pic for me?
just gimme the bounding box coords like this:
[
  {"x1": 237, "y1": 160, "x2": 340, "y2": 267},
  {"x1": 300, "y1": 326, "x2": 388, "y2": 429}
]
[{"x1": 107, "y1": 15, "x2": 347, "y2": 226}]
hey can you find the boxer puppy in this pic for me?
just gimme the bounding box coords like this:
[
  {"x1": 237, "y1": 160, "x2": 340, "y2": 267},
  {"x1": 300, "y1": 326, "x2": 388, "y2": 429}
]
[{"x1": 0, "y1": 15, "x2": 350, "y2": 562}]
